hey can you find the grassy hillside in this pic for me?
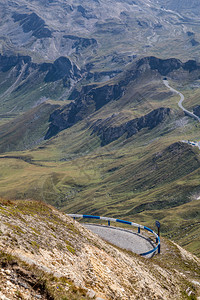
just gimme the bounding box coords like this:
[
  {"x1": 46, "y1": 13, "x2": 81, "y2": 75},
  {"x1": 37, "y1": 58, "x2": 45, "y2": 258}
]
[
  {"x1": 0, "y1": 62, "x2": 200, "y2": 258},
  {"x1": 0, "y1": 102, "x2": 61, "y2": 153},
  {"x1": 0, "y1": 122, "x2": 200, "y2": 257}
]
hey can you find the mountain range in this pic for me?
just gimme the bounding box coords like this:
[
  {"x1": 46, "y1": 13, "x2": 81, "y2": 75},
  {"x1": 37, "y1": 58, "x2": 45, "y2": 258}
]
[
  {"x1": 0, "y1": 0, "x2": 200, "y2": 283},
  {"x1": 1, "y1": 0, "x2": 200, "y2": 68}
]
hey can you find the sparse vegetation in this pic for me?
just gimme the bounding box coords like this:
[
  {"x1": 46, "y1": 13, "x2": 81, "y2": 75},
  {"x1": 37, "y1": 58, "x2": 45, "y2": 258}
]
[{"x1": 0, "y1": 199, "x2": 199, "y2": 299}]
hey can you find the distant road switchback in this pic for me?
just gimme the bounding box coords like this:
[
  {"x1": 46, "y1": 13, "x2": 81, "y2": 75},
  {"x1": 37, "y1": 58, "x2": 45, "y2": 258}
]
[{"x1": 163, "y1": 80, "x2": 200, "y2": 122}]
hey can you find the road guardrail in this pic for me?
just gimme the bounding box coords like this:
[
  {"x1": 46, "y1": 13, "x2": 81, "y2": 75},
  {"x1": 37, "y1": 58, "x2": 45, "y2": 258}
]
[{"x1": 68, "y1": 214, "x2": 161, "y2": 256}]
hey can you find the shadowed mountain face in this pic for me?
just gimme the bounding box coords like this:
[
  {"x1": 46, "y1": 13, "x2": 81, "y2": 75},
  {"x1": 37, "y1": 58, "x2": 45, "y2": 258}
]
[
  {"x1": 0, "y1": 54, "x2": 81, "y2": 81},
  {"x1": 193, "y1": 105, "x2": 200, "y2": 117},
  {"x1": 0, "y1": 53, "x2": 82, "y2": 114},
  {"x1": 0, "y1": 54, "x2": 32, "y2": 72},
  {"x1": 137, "y1": 57, "x2": 200, "y2": 75},
  {"x1": 42, "y1": 56, "x2": 81, "y2": 82},
  {"x1": 44, "y1": 83, "x2": 124, "y2": 139},
  {"x1": 13, "y1": 12, "x2": 52, "y2": 38}
]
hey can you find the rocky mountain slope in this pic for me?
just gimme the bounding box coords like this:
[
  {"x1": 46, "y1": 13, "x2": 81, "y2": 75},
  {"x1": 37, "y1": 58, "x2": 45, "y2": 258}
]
[
  {"x1": 90, "y1": 107, "x2": 170, "y2": 146},
  {"x1": 0, "y1": 55, "x2": 192, "y2": 149},
  {"x1": 0, "y1": 53, "x2": 82, "y2": 114},
  {"x1": 44, "y1": 56, "x2": 200, "y2": 140},
  {"x1": 1, "y1": 0, "x2": 200, "y2": 71},
  {"x1": 155, "y1": 0, "x2": 200, "y2": 16},
  {"x1": 0, "y1": 199, "x2": 200, "y2": 299}
]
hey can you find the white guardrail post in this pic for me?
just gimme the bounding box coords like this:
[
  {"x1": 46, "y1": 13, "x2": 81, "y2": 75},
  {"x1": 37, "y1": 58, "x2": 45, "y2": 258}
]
[{"x1": 68, "y1": 214, "x2": 161, "y2": 256}]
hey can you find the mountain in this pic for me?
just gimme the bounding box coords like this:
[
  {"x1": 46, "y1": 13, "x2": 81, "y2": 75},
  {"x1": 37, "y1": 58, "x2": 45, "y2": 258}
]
[
  {"x1": 1, "y1": 55, "x2": 199, "y2": 151},
  {"x1": 0, "y1": 52, "x2": 200, "y2": 257},
  {"x1": 0, "y1": 199, "x2": 200, "y2": 299},
  {"x1": 0, "y1": 53, "x2": 82, "y2": 113},
  {"x1": 1, "y1": 0, "x2": 200, "y2": 72},
  {"x1": 0, "y1": 101, "x2": 60, "y2": 153},
  {"x1": 0, "y1": 0, "x2": 200, "y2": 263},
  {"x1": 44, "y1": 56, "x2": 200, "y2": 139}
]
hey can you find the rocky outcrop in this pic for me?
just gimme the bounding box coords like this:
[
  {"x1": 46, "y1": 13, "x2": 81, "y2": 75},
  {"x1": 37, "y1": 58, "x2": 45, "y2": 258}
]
[
  {"x1": 0, "y1": 54, "x2": 32, "y2": 72},
  {"x1": 137, "y1": 56, "x2": 200, "y2": 75},
  {"x1": 143, "y1": 57, "x2": 182, "y2": 76},
  {"x1": 0, "y1": 54, "x2": 81, "y2": 84},
  {"x1": 193, "y1": 105, "x2": 200, "y2": 117},
  {"x1": 44, "y1": 83, "x2": 124, "y2": 139},
  {"x1": 12, "y1": 12, "x2": 52, "y2": 38},
  {"x1": 76, "y1": 5, "x2": 97, "y2": 19},
  {"x1": 190, "y1": 38, "x2": 199, "y2": 46},
  {"x1": 63, "y1": 35, "x2": 97, "y2": 53},
  {"x1": 41, "y1": 56, "x2": 81, "y2": 82},
  {"x1": 91, "y1": 107, "x2": 171, "y2": 145}
]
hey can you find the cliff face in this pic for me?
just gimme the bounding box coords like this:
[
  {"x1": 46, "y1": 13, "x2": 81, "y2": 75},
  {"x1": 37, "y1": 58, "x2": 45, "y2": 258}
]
[
  {"x1": 91, "y1": 107, "x2": 171, "y2": 146},
  {"x1": 193, "y1": 105, "x2": 200, "y2": 117},
  {"x1": 0, "y1": 199, "x2": 199, "y2": 299},
  {"x1": 0, "y1": 54, "x2": 81, "y2": 84},
  {"x1": 44, "y1": 83, "x2": 124, "y2": 139},
  {"x1": 13, "y1": 12, "x2": 52, "y2": 38},
  {"x1": 0, "y1": 54, "x2": 32, "y2": 72},
  {"x1": 137, "y1": 57, "x2": 182, "y2": 76},
  {"x1": 42, "y1": 56, "x2": 81, "y2": 82},
  {"x1": 137, "y1": 56, "x2": 200, "y2": 76}
]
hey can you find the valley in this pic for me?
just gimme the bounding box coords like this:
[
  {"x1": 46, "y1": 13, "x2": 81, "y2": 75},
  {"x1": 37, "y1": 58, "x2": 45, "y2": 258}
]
[
  {"x1": 0, "y1": 0, "x2": 199, "y2": 289},
  {"x1": 0, "y1": 58, "x2": 200, "y2": 257}
]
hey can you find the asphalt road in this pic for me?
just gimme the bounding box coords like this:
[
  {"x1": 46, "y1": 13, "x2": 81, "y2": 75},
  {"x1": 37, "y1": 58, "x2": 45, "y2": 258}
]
[
  {"x1": 84, "y1": 224, "x2": 156, "y2": 258},
  {"x1": 163, "y1": 80, "x2": 200, "y2": 122}
]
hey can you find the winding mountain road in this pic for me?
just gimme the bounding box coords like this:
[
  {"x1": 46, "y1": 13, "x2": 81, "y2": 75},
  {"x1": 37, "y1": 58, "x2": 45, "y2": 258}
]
[
  {"x1": 163, "y1": 80, "x2": 200, "y2": 122},
  {"x1": 84, "y1": 224, "x2": 156, "y2": 258}
]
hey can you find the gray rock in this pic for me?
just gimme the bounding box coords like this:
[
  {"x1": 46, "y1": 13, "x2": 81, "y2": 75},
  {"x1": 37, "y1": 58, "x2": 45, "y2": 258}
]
[
  {"x1": 91, "y1": 107, "x2": 171, "y2": 146},
  {"x1": 18, "y1": 281, "x2": 29, "y2": 289},
  {"x1": 35, "y1": 295, "x2": 42, "y2": 299},
  {"x1": 87, "y1": 289, "x2": 96, "y2": 298}
]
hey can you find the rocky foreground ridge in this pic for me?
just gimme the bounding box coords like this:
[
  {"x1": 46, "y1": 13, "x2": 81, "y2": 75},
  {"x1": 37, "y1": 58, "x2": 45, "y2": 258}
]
[{"x1": 0, "y1": 199, "x2": 200, "y2": 299}]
